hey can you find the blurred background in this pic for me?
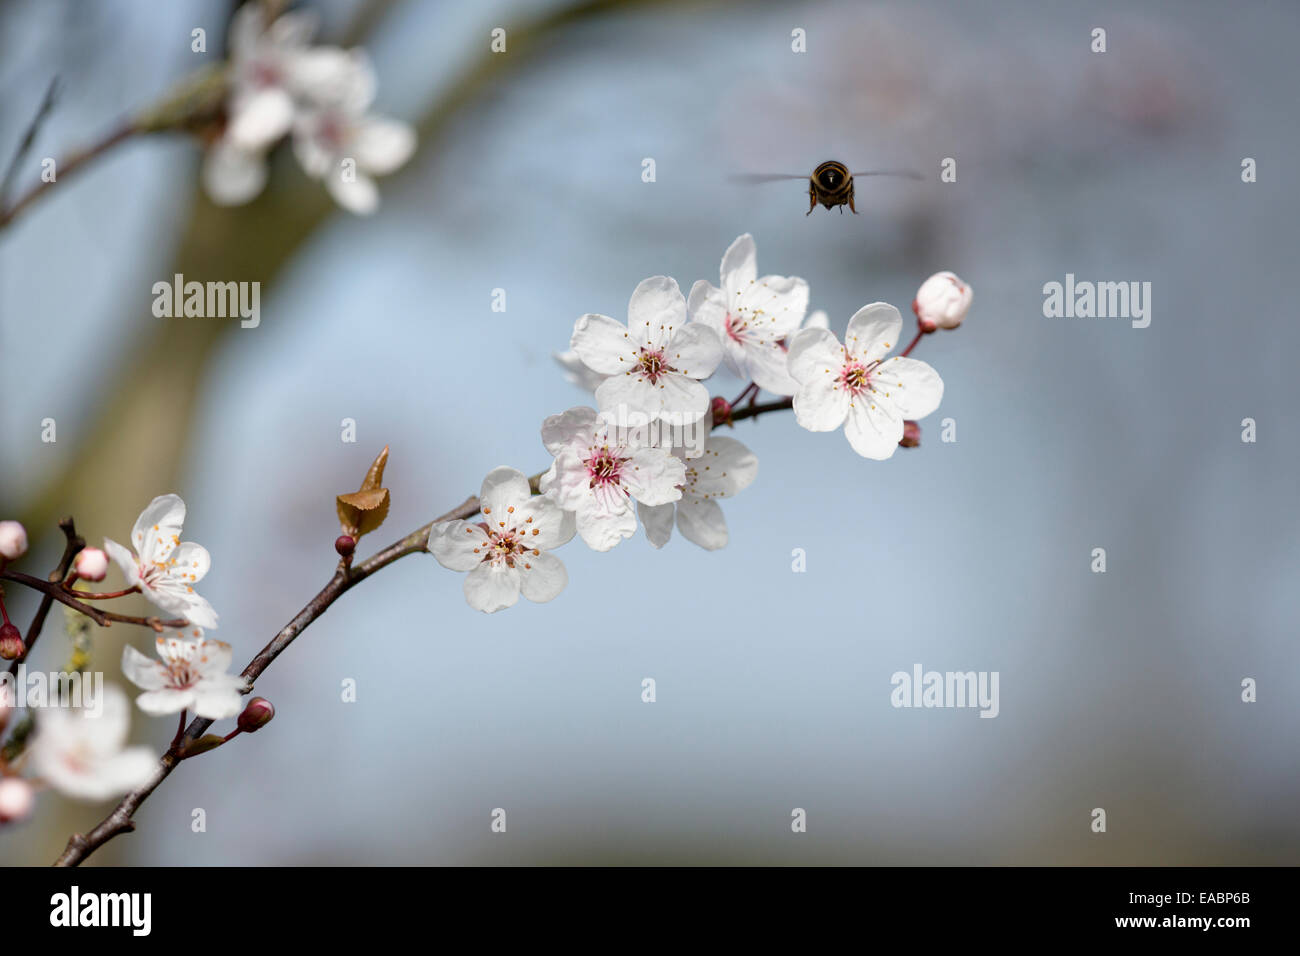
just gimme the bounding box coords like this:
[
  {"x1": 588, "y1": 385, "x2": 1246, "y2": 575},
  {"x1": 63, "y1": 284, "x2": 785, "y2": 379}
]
[{"x1": 1, "y1": 0, "x2": 1297, "y2": 865}]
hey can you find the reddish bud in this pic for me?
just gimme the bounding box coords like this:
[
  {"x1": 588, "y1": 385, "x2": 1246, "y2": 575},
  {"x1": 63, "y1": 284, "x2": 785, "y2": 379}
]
[
  {"x1": 711, "y1": 396, "x2": 733, "y2": 427},
  {"x1": 237, "y1": 697, "x2": 275, "y2": 733},
  {"x1": 334, "y1": 535, "x2": 356, "y2": 558},
  {"x1": 0, "y1": 623, "x2": 24, "y2": 661},
  {"x1": 899, "y1": 421, "x2": 922, "y2": 448}
]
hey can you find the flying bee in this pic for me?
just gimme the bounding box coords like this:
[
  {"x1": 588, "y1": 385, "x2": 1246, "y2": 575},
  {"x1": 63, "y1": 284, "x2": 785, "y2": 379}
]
[{"x1": 730, "y1": 160, "x2": 922, "y2": 215}]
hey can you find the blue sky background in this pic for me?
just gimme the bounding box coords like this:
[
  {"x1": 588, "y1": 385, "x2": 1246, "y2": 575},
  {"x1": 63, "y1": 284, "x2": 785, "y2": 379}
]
[{"x1": 2, "y1": 0, "x2": 1297, "y2": 864}]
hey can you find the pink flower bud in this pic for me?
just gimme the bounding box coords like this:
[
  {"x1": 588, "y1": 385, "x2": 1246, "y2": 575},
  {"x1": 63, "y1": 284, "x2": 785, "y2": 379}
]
[
  {"x1": 899, "y1": 421, "x2": 921, "y2": 448},
  {"x1": 710, "y1": 396, "x2": 733, "y2": 427},
  {"x1": 73, "y1": 546, "x2": 109, "y2": 582},
  {"x1": 334, "y1": 535, "x2": 356, "y2": 558},
  {"x1": 0, "y1": 521, "x2": 27, "y2": 561},
  {"x1": 237, "y1": 697, "x2": 275, "y2": 733},
  {"x1": 913, "y1": 271, "x2": 972, "y2": 333},
  {"x1": 0, "y1": 624, "x2": 23, "y2": 661},
  {"x1": 0, "y1": 778, "x2": 35, "y2": 824}
]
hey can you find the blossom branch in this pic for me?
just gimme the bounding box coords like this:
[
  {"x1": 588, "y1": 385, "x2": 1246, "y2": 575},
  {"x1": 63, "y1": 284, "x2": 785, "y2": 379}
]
[
  {"x1": 52, "y1": 494, "x2": 478, "y2": 867},
  {"x1": 5, "y1": 517, "x2": 82, "y2": 677},
  {"x1": 0, "y1": 570, "x2": 186, "y2": 632},
  {"x1": 0, "y1": 122, "x2": 138, "y2": 230}
]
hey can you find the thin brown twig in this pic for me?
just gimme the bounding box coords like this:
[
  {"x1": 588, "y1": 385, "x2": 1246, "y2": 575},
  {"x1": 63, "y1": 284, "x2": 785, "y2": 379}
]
[
  {"x1": 0, "y1": 570, "x2": 186, "y2": 632},
  {"x1": 6, "y1": 517, "x2": 83, "y2": 677},
  {"x1": 50, "y1": 397, "x2": 798, "y2": 866},
  {"x1": 1, "y1": 77, "x2": 60, "y2": 208},
  {"x1": 0, "y1": 122, "x2": 137, "y2": 230}
]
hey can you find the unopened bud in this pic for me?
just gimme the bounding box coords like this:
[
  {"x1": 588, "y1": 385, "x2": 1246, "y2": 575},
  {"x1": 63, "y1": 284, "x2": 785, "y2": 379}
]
[
  {"x1": 899, "y1": 421, "x2": 921, "y2": 448},
  {"x1": 0, "y1": 624, "x2": 24, "y2": 661},
  {"x1": 710, "y1": 396, "x2": 733, "y2": 427},
  {"x1": 73, "y1": 546, "x2": 109, "y2": 582},
  {"x1": 913, "y1": 271, "x2": 972, "y2": 333},
  {"x1": 0, "y1": 521, "x2": 27, "y2": 561},
  {"x1": 0, "y1": 778, "x2": 34, "y2": 824},
  {"x1": 334, "y1": 535, "x2": 355, "y2": 558},
  {"x1": 237, "y1": 697, "x2": 275, "y2": 733}
]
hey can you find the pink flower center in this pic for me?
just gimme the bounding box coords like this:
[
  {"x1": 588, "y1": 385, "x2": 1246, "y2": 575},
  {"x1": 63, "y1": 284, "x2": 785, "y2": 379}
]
[
  {"x1": 637, "y1": 347, "x2": 673, "y2": 384},
  {"x1": 723, "y1": 312, "x2": 747, "y2": 344},
  {"x1": 839, "y1": 361, "x2": 875, "y2": 395},
  {"x1": 251, "y1": 61, "x2": 282, "y2": 88},
  {"x1": 585, "y1": 445, "x2": 629, "y2": 490},
  {"x1": 471, "y1": 513, "x2": 542, "y2": 569},
  {"x1": 164, "y1": 659, "x2": 199, "y2": 691}
]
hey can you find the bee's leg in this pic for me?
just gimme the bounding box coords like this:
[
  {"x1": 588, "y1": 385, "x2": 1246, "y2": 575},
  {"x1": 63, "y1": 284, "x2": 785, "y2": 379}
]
[
  {"x1": 807, "y1": 188, "x2": 815, "y2": 216},
  {"x1": 849, "y1": 190, "x2": 858, "y2": 214}
]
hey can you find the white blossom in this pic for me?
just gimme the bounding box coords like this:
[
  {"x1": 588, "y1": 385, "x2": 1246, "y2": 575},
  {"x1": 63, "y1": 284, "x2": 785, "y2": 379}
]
[
  {"x1": 428, "y1": 467, "x2": 575, "y2": 613},
  {"x1": 539, "y1": 406, "x2": 685, "y2": 552},
  {"x1": 121, "y1": 629, "x2": 245, "y2": 719},
  {"x1": 103, "y1": 495, "x2": 218, "y2": 629},
  {"x1": 688, "y1": 234, "x2": 809, "y2": 395},
  {"x1": 638, "y1": 434, "x2": 758, "y2": 550},
  {"x1": 788, "y1": 302, "x2": 944, "y2": 460},
  {"x1": 29, "y1": 686, "x2": 156, "y2": 801},
  {"x1": 569, "y1": 276, "x2": 723, "y2": 424}
]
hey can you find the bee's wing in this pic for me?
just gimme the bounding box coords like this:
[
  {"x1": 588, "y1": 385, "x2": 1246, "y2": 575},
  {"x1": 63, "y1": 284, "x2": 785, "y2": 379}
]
[
  {"x1": 728, "y1": 173, "x2": 808, "y2": 183},
  {"x1": 851, "y1": 169, "x2": 924, "y2": 180}
]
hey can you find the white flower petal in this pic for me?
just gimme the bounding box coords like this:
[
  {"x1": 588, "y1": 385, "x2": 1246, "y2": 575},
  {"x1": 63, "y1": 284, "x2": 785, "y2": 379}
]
[
  {"x1": 103, "y1": 538, "x2": 142, "y2": 588},
  {"x1": 676, "y1": 496, "x2": 728, "y2": 550},
  {"x1": 228, "y1": 87, "x2": 295, "y2": 151},
  {"x1": 541, "y1": 406, "x2": 598, "y2": 455},
  {"x1": 595, "y1": 371, "x2": 663, "y2": 421},
  {"x1": 787, "y1": 328, "x2": 843, "y2": 384},
  {"x1": 513, "y1": 496, "x2": 575, "y2": 550},
  {"x1": 194, "y1": 638, "x2": 233, "y2": 678},
  {"x1": 571, "y1": 313, "x2": 636, "y2": 375},
  {"x1": 574, "y1": 501, "x2": 638, "y2": 552},
  {"x1": 131, "y1": 495, "x2": 186, "y2": 565},
  {"x1": 655, "y1": 373, "x2": 710, "y2": 422},
  {"x1": 463, "y1": 562, "x2": 521, "y2": 613},
  {"x1": 745, "y1": 340, "x2": 801, "y2": 396},
  {"x1": 667, "y1": 322, "x2": 723, "y2": 380},
  {"x1": 626, "y1": 276, "x2": 687, "y2": 348},
  {"x1": 793, "y1": 377, "x2": 850, "y2": 433},
  {"x1": 121, "y1": 646, "x2": 169, "y2": 692},
  {"x1": 844, "y1": 302, "x2": 904, "y2": 365},
  {"x1": 135, "y1": 688, "x2": 196, "y2": 716},
  {"x1": 844, "y1": 398, "x2": 903, "y2": 460},
  {"x1": 325, "y1": 169, "x2": 379, "y2": 214},
  {"x1": 734, "y1": 274, "x2": 809, "y2": 339},
  {"x1": 192, "y1": 678, "x2": 244, "y2": 720},
  {"x1": 637, "y1": 501, "x2": 675, "y2": 549},
  {"x1": 170, "y1": 542, "x2": 211, "y2": 585},
  {"x1": 689, "y1": 435, "x2": 758, "y2": 498},
  {"x1": 621, "y1": 446, "x2": 686, "y2": 506},
  {"x1": 720, "y1": 233, "x2": 757, "y2": 290},
  {"x1": 202, "y1": 140, "x2": 268, "y2": 206},
  {"x1": 479, "y1": 466, "x2": 531, "y2": 518},
  {"x1": 553, "y1": 350, "x2": 607, "y2": 393},
  {"x1": 350, "y1": 115, "x2": 415, "y2": 175},
  {"x1": 428, "y1": 520, "x2": 490, "y2": 572},
  {"x1": 518, "y1": 552, "x2": 567, "y2": 603},
  {"x1": 873, "y1": 356, "x2": 944, "y2": 420}
]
